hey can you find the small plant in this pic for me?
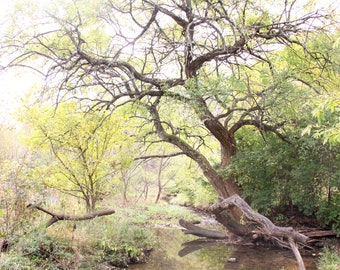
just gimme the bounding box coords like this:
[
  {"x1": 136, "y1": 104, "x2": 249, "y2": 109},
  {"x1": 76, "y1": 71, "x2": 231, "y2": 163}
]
[
  {"x1": 318, "y1": 247, "x2": 340, "y2": 270},
  {"x1": 0, "y1": 253, "x2": 36, "y2": 269},
  {"x1": 274, "y1": 214, "x2": 289, "y2": 224}
]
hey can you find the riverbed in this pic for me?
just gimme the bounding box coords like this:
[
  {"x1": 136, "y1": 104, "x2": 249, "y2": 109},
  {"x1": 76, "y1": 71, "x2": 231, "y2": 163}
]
[{"x1": 130, "y1": 227, "x2": 318, "y2": 270}]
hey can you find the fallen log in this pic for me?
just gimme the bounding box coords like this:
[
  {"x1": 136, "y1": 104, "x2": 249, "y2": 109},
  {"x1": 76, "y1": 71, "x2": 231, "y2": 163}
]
[
  {"x1": 303, "y1": 230, "x2": 336, "y2": 238},
  {"x1": 210, "y1": 195, "x2": 308, "y2": 245},
  {"x1": 211, "y1": 195, "x2": 308, "y2": 270},
  {"x1": 27, "y1": 204, "x2": 115, "y2": 227},
  {"x1": 179, "y1": 194, "x2": 309, "y2": 270},
  {"x1": 179, "y1": 219, "x2": 227, "y2": 239}
]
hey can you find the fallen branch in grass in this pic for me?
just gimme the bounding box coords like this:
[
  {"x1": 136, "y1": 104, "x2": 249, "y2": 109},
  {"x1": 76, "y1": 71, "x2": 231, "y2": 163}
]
[{"x1": 27, "y1": 204, "x2": 115, "y2": 227}]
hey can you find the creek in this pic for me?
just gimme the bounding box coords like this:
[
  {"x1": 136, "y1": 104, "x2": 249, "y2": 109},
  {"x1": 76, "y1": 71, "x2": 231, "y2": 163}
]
[{"x1": 130, "y1": 225, "x2": 318, "y2": 270}]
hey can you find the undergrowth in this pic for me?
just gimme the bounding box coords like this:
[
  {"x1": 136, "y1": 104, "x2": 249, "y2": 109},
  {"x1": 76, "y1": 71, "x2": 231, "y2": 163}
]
[{"x1": 0, "y1": 202, "x2": 197, "y2": 269}]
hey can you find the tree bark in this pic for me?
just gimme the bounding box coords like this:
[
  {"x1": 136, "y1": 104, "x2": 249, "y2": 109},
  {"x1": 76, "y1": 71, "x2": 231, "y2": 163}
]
[{"x1": 27, "y1": 204, "x2": 115, "y2": 227}]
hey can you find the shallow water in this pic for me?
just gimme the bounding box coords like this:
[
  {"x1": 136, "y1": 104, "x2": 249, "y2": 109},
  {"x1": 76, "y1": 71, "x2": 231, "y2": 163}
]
[{"x1": 130, "y1": 227, "x2": 318, "y2": 270}]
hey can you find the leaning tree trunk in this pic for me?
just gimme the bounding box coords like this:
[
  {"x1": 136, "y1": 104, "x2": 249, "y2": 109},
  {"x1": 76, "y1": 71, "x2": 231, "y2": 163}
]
[
  {"x1": 149, "y1": 100, "x2": 308, "y2": 268},
  {"x1": 199, "y1": 128, "x2": 249, "y2": 235},
  {"x1": 182, "y1": 120, "x2": 308, "y2": 269}
]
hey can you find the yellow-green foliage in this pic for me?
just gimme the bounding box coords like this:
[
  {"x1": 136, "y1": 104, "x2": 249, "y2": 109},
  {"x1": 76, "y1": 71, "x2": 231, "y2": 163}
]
[{"x1": 20, "y1": 101, "x2": 136, "y2": 210}]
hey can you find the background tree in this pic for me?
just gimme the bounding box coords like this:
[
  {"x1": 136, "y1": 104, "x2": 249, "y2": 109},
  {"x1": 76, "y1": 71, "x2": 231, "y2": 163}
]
[
  {"x1": 22, "y1": 102, "x2": 135, "y2": 211},
  {"x1": 0, "y1": 125, "x2": 42, "y2": 238},
  {"x1": 1, "y1": 0, "x2": 338, "y2": 254}
]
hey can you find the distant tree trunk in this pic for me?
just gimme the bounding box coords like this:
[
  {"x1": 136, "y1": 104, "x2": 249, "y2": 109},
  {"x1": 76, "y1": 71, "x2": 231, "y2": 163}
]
[
  {"x1": 144, "y1": 184, "x2": 149, "y2": 200},
  {"x1": 84, "y1": 196, "x2": 95, "y2": 213},
  {"x1": 121, "y1": 170, "x2": 129, "y2": 205},
  {"x1": 155, "y1": 156, "x2": 164, "y2": 203},
  {"x1": 155, "y1": 186, "x2": 162, "y2": 203},
  {"x1": 134, "y1": 178, "x2": 150, "y2": 203},
  {"x1": 155, "y1": 149, "x2": 173, "y2": 203}
]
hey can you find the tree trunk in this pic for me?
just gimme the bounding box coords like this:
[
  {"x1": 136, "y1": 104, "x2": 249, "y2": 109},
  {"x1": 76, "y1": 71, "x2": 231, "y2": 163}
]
[
  {"x1": 121, "y1": 171, "x2": 128, "y2": 204},
  {"x1": 200, "y1": 115, "x2": 241, "y2": 199},
  {"x1": 155, "y1": 187, "x2": 162, "y2": 203},
  {"x1": 155, "y1": 155, "x2": 164, "y2": 203},
  {"x1": 85, "y1": 197, "x2": 93, "y2": 213}
]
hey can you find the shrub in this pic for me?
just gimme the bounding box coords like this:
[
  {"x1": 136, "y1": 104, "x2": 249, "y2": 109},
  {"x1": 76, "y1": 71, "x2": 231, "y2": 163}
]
[{"x1": 1, "y1": 226, "x2": 74, "y2": 270}]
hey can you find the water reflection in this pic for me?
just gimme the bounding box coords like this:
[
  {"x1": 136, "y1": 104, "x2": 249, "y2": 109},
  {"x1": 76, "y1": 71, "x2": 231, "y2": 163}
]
[{"x1": 130, "y1": 228, "x2": 317, "y2": 270}]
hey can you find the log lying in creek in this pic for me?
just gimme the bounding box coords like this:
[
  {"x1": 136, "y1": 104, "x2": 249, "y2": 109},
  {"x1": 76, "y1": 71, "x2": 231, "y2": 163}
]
[
  {"x1": 179, "y1": 219, "x2": 228, "y2": 239},
  {"x1": 179, "y1": 194, "x2": 309, "y2": 270}
]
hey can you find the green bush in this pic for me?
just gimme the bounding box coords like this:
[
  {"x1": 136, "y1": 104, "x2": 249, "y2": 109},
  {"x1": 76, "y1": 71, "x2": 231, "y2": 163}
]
[
  {"x1": 317, "y1": 194, "x2": 340, "y2": 235},
  {"x1": 229, "y1": 130, "x2": 340, "y2": 227}
]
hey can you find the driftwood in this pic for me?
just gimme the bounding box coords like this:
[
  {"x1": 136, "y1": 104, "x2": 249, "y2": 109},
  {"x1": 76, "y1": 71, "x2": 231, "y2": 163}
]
[
  {"x1": 179, "y1": 194, "x2": 309, "y2": 270},
  {"x1": 27, "y1": 204, "x2": 115, "y2": 227}
]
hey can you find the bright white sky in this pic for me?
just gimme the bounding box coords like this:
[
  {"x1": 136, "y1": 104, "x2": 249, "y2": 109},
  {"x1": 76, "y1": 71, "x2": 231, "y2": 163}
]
[
  {"x1": 0, "y1": 0, "x2": 338, "y2": 126},
  {"x1": 0, "y1": 0, "x2": 47, "y2": 126}
]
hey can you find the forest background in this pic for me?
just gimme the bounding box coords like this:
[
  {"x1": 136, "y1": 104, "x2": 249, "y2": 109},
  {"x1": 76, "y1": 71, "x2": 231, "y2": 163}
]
[{"x1": 0, "y1": 0, "x2": 339, "y2": 269}]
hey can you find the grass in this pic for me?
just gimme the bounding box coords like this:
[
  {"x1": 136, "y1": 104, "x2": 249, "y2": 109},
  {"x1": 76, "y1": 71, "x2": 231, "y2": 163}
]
[
  {"x1": 122, "y1": 202, "x2": 200, "y2": 225},
  {"x1": 0, "y1": 201, "x2": 199, "y2": 269},
  {"x1": 318, "y1": 247, "x2": 340, "y2": 270}
]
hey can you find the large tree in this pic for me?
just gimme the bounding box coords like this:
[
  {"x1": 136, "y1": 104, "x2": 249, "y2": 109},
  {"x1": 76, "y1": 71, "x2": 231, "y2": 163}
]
[{"x1": 1, "y1": 0, "x2": 338, "y2": 265}]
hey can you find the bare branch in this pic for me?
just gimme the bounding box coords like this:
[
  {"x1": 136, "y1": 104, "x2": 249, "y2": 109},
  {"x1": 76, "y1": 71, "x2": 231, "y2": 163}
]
[{"x1": 27, "y1": 204, "x2": 115, "y2": 227}]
